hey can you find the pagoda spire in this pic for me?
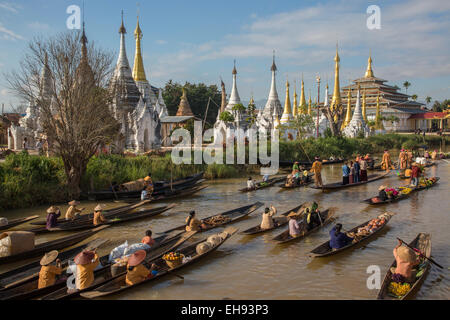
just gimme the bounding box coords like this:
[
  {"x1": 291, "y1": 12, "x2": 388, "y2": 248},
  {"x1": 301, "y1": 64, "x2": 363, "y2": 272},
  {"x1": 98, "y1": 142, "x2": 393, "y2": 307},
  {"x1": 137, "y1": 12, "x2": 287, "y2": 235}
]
[
  {"x1": 80, "y1": 22, "x2": 88, "y2": 61},
  {"x1": 280, "y1": 79, "x2": 293, "y2": 124},
  {"x1": 226, "y1": 60, "x2": 241, "y2": 108},
  {"x1": 116, "y1": 10, "x2": 131, "y2": 73},
  {"x1": 307, "y1": 91, "x2": 312, "y2": 116},
  {"x1": 132, "y1": 15, "x2": 147, "y2": 82},
  {"x1": 292, "y1": 80, "x2": 298, "y2": 117},
  {"x1": 268, "y1": 51, "x2": 279, "y2": 100},
  {"x1": 364, "y1": 53, "x2": 374, "y2": 78},
  {"x1": 330, "y1": 43, "x2": 341, "y2": 120},
  {"x1": 176, "y1": 87, "x2": 194, "y2": 116},
  {"x1": 299, "y1": 74, "x2": 307, "y2": 115},
  {"x1": 362, "y1": 89, "x2": 368, "y2": 122},
  {"x1": 342, "y1": 89, "x2": 352, "y2": 129},
  {"x1": 375, "y1": 92, "x2": 384, "y2": 129},
  {"x1": 324, "y1": 83, "x2": 329, "y2": 107}
]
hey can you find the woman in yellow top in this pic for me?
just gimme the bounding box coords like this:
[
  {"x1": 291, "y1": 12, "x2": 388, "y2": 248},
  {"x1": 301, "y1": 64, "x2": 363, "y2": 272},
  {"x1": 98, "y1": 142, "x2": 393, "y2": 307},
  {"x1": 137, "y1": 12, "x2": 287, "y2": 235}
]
[
  {"x1": 310, "y1": 157, "x2": 323, "y2": 188},
  {"x1": 65, "y1": 200, "x2": 85, "y2": 221},
  {"x1": 144, "y1": 175, "x2": 154, "y2": 195},
  {"x1": 93, "y1": 204, "x2": 106, "y2": 226},
  {"x1": 74, "y1": 249, "x2": 99, "y2": 290},
  {"x1": 125, "y1": 250, "x2": 158, "y2": 286},
  {"x1": 38, "y1": 250, "x2": 63, "y2": 289},
  {"x1": 185, "y1": 210, "x2": 208, "y2": 232}
]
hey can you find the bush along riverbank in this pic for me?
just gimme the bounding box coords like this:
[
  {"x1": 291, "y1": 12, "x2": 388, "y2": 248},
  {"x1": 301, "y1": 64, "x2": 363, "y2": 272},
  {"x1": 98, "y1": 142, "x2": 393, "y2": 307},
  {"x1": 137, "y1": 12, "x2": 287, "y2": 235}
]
[{"x1": 0, "y1": 134, "x2": 448, "y2": 210}]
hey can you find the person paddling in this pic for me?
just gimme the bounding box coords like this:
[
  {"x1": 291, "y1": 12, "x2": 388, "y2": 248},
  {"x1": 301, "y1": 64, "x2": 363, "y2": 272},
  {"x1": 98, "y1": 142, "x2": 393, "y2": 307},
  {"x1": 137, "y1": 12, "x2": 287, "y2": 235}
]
[
  {"x1": 125, "y1": 250, "x2": 158, "y2": 286},
  {"x1": 74, "y1": 249, "x2": 99, "y2": 290},
  {"x1": 260, "y1": 205, "x2": 277, "y2": 230},
  {"x1": 38, "y1": 250, "x2": 63, "y2": 289},
  {"x1": 65, "y1": 200, "x2": 85, "y2": 221},
  {"x1": 391, "y1": 239, "x2": 419, "y2": 283},
  {"x1": 329, "y1": 223, "x2": 353, "y2": 249},
  {"x1": 46, "y1": 206, "x2": 61, "y2": 229}
]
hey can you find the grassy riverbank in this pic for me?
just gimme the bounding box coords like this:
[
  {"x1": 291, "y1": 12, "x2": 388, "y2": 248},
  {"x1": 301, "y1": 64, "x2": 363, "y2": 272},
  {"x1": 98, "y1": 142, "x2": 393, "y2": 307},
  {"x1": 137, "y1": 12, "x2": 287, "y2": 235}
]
[{"x1": 0, "y1": 134, "x2": 448, "y2": 210}]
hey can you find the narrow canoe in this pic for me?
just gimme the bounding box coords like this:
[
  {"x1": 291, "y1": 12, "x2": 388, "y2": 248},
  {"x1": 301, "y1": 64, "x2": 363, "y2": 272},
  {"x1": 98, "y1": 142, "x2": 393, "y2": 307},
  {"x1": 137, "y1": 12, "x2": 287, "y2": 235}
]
[
  {"x1": 272, "y1": 208, "x2": 335, "y2": 244},
  {"x1": 363, "y1": 190, "x2": 412, "y2": 205},
  {"x1": 0, "y1": 225, "x2": 109, "y2": 265},
  {"x1": 27, "y1": 204, "x2": 176, "y2": 235},
  {"x1": 279, "y1": 158, "x2": 344, "y2": 167},
  {"x1": 123, "y1": 184, "x2": 208, "y2": 204},
  {"x1": 160, "y1": 202, "x2": 263, "y2": 234},
  {"x1": 88, "y1": 172, "x2": 204, "y2": 200},
  {"x1": 0, "y1": 215, "x2": 39, "y2": 231},
  {"x1": 308, "y1": 212, "x2": 394, "y2": 258},
  {"x1": 0, "y1": 238, "x2": 108, "y2": 291},
  {"x1": 2, "y1": 231, "x2": 196, "y2": 300},
  {"x1": 414, "y1": 177, "x2": 440, "y2": 191},
  {"x1": 240, "y1": 203, "x2": 308, "y2": 235},
  {"x1": 29, "y1": 200, "x2": 151, "y2": 226},
  {"x1": 377, "y1": 233, "x2": 431, "y2": 300},
  {"x1": 79, "y1": 227, "x2": 238, "y2": 299},
  {"x1": 310, "y1": 172, "x2": 390, "y2": 191},
  {"x1": 278, "y1": 174, "x2": 314, "y2": 189},
  {"x1": 238, "y1": 176, "x2": 286, "y2": 193}
]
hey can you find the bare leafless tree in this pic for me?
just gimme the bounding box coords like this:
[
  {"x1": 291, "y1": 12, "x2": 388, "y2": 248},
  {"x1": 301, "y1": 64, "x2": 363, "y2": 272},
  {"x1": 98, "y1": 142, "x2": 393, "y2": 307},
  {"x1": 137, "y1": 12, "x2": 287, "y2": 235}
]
[
  {"x1": 321, "y1": 103, "x2": 345, "y2": 136},
  {"x1": 4, "y1": 31, "x2": 120, "y2": 198}
]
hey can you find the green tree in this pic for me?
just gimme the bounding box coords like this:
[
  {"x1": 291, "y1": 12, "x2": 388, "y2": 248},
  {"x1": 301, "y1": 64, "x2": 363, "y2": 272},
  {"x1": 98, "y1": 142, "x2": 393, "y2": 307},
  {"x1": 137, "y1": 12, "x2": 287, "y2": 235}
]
[
  {"x1": 432, "y1": 99, "x2": 450, "y2": 112},
  {"x1": 219, "y1": 111, "x2": 234, "y2": 123},
  {"x1": 425, "y1": 96, "x2": 432, "y2": 106},
  {"x1": 403, "y1": 81, "x2": 411, "y2": 94},
  {"x1": 162, "y1": 81, "x2": 221, "y2": 126},
  {"x1": 231, "y1": 103, "x2": 246, "y2": 113},
  {"x1": 411, "y1": 94, "x2": 418, "y2": 101},
  {"x1": 281, "y1": 114, "x2": 315, "y2": 140},
  {"x1": 246, "y1": 101, "x2": 257, "y2": 126}
]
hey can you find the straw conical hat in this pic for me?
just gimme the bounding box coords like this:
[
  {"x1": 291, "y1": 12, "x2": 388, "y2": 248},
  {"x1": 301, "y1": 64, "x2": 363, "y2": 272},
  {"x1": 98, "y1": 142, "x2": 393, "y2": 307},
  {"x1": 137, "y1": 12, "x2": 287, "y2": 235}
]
[
  {"x1": 74, "y1": 250, "x2": 96, "y2": 265},
  {"x1": 397, "y1": 246, "x2": 417, "y2": 263},
  {"x1": 40, "y1": 250, "x2": 59, "y2": 266},
  {"x1": 128, "y1": 250, "x2": 147, "y2": 267},
  {"x1": 47, "y1": 206, "x2": 59, "y2": 214},
  {"x1": 68, "y1": 200, "x2": 80, "y2": 206}
]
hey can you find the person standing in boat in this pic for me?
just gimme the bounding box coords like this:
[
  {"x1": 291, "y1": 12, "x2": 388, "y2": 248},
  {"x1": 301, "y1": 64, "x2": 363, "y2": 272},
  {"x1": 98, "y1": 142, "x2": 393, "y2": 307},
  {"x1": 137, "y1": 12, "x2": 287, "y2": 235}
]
[
  {"x1": 74, "y1": 249, "x2": 99, "y2": 290},
  {"x1": 144, "y1": 175, "x2": 154, "y2": 197},
  {"x1": 391, "y1": 239, "x2": 419, "y2": 283},
  {"x1": 38, "y1": 250, "x2": 63, "y2": 289},
  {"x1": 93, "y1": 204, "x2": 106, "y2": 226},
  {"x1": 359, "y1": 157, "x2": 368, "y2": 182},
  {"x1": 310, "y1": 157, "x2": 323, "y2": 188},
  {"x1": 247, "y1": 177, "x2": 256, "y2": 190},
  {"x1": 260, "y1": 205, "x2": 277, "y2": 230},
  {"x1": 342, "y1": 162, "x2": 350, "y2": 185},
  {"x1": 125, "y1": 250, "x2": 158, "y2": 286},
  {"x1": 329, "y1": 223, "x2": 353, "y2": 249},
  {"x1": 382, "y1": 150, "x2": 393, "y2": 171},
  {"x1": 410, "y1": 162, "x2": 422, "y2": 187},
  {"x1": 353, "y1": 159, "x2": 361, "y2": 183},
  {"x1": 349, "y1": 161, "x2": 355, "y2": 184},
  {"x1": 65, "y1": 200, "x2": 85, "y2": 221},
  {"x1": 304, "y1": 202, "x2": 321, "y2": 231},
  {"x1": 46, "y1": 206, "x2": 61, "y2": 229},
  {"x1": 406, "y1": 150, "x2": 413, "y2": 168}
]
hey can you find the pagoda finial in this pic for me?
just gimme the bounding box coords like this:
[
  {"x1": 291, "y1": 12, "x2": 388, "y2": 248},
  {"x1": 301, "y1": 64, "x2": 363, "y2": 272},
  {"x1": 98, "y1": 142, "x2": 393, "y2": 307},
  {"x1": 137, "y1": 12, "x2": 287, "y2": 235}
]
[
  {"x1": 119, "y1": 10, "x2": 126, "y2": 34},
  {"x1": 364, "y1": 52, "x2": 374, "y2": 78},
  {"x1": 271, "y1": 50, "x2": 277, "y2": 72},
  {"x1": 232, "y1": 59, "x2": 237, "y2": 75},
  {"x1": 132, "y1": 14, "x2": 146, "y2": 82},
  {"x1": 299, "y1": 74, "x2": 306, "y2": 114},
  {"x1": 308, "y1": 90, "x2": 312, "y2": 116},
  {"x1": 292, "y1": 80, "x2": 298, "y2": 117},
  {"x1": 342, "y1": 89, "x2": 352, "y2": 129},
  {"x1": 330, "y1": 42, "x2": 341, "y2": 120},
  {"x1": 280, "y1": 79, "x2": 292, "y2": 124},
  {"x1": 80, "y1": 22, "x2": 88, "y2": 61}
]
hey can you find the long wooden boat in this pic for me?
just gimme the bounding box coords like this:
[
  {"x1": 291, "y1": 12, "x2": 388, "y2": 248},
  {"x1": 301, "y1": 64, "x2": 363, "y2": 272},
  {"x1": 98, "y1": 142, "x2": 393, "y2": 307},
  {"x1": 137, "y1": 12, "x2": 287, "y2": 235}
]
[
  {"x1": 160, "y1": 202, "x2": 263, "y2": 235},
  {"x1": 377, "y1": 233, "x2": 431, "y2": 300},
  {"x1": 310, "y1": 172, "x2": 389, "y2": 191},
  {"x1": 79, "y1": 227, "x2": 238, "y2": 299},
  {"x1": 240, "y1": 203, "x2": 307, "y2": 235},
  {"x1": 272, "y1": 209, "x2": 335, "y2": 244},
  {"x1": 88, "y1": 172, "x2": 204, "y2": 200},
  {"x1": 279, "y1": 158, "x2": 344, "y2": 168},
  {"x1": 0, "y1": 215, "x2": 39, "y2": 231},
  {"x1": 363, "y1": 190, "x2": 412, "y2": 205},
  {"x1": 26, "y1": 204, "x2": 176, "y2": 235},
  {"x1": 0, "y1": 225, "x2": 109, "y2": 265},
  {"x1": 238, "y1": 176, "x2": 286, "y2": 193},
  {"x1": 29, "y1": 201, "x2": 151, "y2": 226},
  {"x1": 123, "y1": 184, "x2": 208, "y2": 205},
  {"x1": 0, "y1": 238, "x2": 108, "y2": 291},
  {"x1": 308, "y1": 212, "x2": 394, "y2": 258},
  {"x1": 1, "y1": 231, "x2": 196, "y2": 300},
  {"x1": 415, "y1": 177, "x2": 440, "y2": 191}
]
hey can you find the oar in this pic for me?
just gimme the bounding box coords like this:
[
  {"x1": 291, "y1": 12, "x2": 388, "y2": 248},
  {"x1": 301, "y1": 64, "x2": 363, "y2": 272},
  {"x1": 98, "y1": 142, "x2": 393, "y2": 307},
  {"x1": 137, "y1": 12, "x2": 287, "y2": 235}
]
[{"x1": 397, "y1": 237, "x2": 443, "y2": 269}]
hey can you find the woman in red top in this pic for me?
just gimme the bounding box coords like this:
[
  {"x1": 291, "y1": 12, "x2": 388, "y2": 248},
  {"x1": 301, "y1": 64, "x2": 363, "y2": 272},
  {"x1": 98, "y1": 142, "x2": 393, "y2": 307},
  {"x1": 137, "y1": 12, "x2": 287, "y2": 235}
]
[
  {"x1": 410, "y1": 162, "x2": 422, "y2": 187},
  {"x1": 141, "y1": 230, "x2": 155, "y2": 247}
]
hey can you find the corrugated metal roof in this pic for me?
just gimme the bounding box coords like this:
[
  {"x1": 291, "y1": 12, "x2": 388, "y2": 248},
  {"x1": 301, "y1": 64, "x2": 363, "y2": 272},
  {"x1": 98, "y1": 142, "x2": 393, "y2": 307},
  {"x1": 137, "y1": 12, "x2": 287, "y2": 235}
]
[{"x1": 160, "y1": 116, "x2": 195, "y2": 123}]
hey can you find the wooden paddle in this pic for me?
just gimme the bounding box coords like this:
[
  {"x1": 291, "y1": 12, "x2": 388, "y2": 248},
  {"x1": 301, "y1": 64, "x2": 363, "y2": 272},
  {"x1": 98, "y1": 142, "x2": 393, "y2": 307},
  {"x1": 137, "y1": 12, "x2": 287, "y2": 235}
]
[{"x1": 397, "y1": 237, "x2": 443, "y2": 269}]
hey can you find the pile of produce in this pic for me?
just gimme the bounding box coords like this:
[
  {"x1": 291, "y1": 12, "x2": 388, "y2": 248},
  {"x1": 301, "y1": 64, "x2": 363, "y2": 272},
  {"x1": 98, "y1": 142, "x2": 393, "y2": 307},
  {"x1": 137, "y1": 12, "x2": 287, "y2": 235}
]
[
  {"x1": 203, "y1": 215, "x2": 231, "y2": 226},
  {"x1": 399, "y1": 187, "x2": 412, "y2": 195},
  {"x1": 113, "y1": 256, "x2": 128, "y2": 267},
  {"x1": 163, "y1": 252, "x2": 184, "y2": 262},
  {"x1": 385, "y1": 188, "x2": 399, "y2": 197},
  {"x1": 388, "y1": 282, "x2": 411, "y2": 297}
]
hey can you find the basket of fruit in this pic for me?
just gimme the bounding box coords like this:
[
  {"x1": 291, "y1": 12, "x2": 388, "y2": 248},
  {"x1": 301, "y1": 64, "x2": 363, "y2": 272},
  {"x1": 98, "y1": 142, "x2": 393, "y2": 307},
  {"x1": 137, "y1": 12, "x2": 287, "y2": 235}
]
[{"x1": 162, "y1": 252, "x2": 184, "y2": 268}]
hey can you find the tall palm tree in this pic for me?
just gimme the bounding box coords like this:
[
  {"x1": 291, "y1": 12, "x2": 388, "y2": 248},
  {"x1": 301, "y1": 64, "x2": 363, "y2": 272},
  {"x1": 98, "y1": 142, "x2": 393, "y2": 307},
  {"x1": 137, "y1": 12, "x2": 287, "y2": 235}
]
[
  {"x1": 403, "y1": 81, "x2": 411, "y2": 94},
  {"x1": 425, "y1": 96, "x2": 432, "y2": 105},
  {"x1": 411, "y1": 94, "x2": 418, "y2": 101}
]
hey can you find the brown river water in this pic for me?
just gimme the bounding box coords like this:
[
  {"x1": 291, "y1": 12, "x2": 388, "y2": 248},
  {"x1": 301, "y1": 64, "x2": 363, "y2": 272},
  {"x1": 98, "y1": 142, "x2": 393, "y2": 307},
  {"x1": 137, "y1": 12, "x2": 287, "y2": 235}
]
[{"x1": 1, "y1": 161, "x2": 449, "y2": 300}]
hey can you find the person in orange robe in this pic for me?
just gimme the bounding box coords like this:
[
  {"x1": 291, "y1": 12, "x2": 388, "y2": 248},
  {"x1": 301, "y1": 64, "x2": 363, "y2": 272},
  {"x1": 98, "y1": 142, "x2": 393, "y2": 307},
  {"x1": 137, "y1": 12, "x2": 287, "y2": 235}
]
[{"x1": 38, "y1": 250, "x2": 63, "y2": 289}]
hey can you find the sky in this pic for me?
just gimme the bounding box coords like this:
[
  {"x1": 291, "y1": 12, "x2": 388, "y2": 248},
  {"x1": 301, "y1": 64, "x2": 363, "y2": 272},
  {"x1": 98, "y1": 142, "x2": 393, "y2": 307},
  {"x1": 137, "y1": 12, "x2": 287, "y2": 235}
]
[{"x1": 0, "y1": 0, "x2": 449, "y2": 112}]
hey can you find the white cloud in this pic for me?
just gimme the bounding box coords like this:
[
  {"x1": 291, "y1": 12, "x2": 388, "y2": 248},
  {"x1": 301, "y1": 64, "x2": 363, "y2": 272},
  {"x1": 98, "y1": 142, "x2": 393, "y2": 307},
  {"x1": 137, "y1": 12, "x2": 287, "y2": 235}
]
[
  {"x1": 156, "y1": 40, "x2": 167, "y2": 45},
  {"x1": 0, "y1": 23, "x2": 25, "y2": 40},
  {"x1": 28, "y1": 22, "x2": 50, "y2": 31},
  {"x1": 0, "y1": 2, "x2": 20, "y2": 13}
]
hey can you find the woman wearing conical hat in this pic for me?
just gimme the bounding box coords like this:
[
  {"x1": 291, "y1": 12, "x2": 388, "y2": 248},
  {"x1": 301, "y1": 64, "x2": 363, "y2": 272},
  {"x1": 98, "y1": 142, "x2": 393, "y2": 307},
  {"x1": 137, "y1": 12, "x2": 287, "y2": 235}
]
[
  {"x1": 391, "y1": 239, "x2": 419, "y2": 283},
  {"x1": 46, "y1": 206, "x2": 61, "y2": 230},
  {"x1": 74, "y1": 249, "x2": 99, "y2": 290},
  {"x1": 38, "y1": 250, "x2": 63, "y2": 289},
  {"x1": 65, "y1": 200, "x2": 85, "y2": 221},
  {"x1": 125, "y1": 250, "x2": 158, "y2": 286},
  {"x1": 93, "y1": 204, "x2": 106, "y2": 226}
]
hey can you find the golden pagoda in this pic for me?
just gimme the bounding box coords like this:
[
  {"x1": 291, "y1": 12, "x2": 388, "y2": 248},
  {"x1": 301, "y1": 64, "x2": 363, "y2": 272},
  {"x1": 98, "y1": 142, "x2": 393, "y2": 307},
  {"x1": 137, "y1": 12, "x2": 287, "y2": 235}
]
[
  {"x1": 342, "y1": 89, "x2": 352, "y2": 129},
  {"x1": 299, "y1": 76, "x2": 307, "y2": 115},
  {"x1": 362, "y1": 89, "x2": 367, "y2": 122},
  {"x1": 132, "y1": 16, "x2": 147, "y2": 82},
  {"x1": 375, "y1": 92, "x2": 384, "y2": 129},
  {"x1": 330, "y1": 43, "x2": 342, "y2": 121},
  {"x1": 280, "y1": 79, "x2": 293, "y2": 124},
  {"x1": 292, "y1": 81, "x2": 298, "y2": 117},
  {"x1": 176, "y1": 87, "x2": 194, "y2": 116}
]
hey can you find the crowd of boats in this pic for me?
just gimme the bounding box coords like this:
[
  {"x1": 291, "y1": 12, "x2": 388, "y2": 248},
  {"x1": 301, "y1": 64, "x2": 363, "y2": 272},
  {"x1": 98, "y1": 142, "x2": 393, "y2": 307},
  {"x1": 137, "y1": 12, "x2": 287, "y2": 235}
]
[{"x1": 0, "y1": 154, "x2": 443, "y2": 300}]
